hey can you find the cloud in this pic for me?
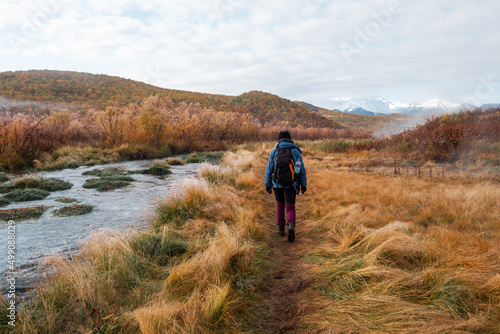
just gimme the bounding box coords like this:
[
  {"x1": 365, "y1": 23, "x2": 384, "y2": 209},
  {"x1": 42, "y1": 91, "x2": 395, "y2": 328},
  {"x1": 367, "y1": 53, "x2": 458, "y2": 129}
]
[{"x1": 0, "y1": 0, "x2": 499, "y2": 106}]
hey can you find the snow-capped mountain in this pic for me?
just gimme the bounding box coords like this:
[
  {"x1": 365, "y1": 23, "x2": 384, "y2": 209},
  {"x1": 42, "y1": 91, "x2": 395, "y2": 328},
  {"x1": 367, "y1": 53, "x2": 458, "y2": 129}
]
[
  {"x1": 330, "y1": 97, "x2": 397, "y2": 114},
  {"x1": 329, "y1": 97, "x2": 466, "y2": 115},
  {"x1": 419, "y1": 99, "x2": 460, "y2": 110}
]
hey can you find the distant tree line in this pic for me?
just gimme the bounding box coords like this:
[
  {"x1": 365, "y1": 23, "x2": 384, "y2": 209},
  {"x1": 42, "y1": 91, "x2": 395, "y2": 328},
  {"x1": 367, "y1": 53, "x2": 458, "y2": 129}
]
[{"x1": 0, "y1": 96, "x2": 351, "y2": 170}]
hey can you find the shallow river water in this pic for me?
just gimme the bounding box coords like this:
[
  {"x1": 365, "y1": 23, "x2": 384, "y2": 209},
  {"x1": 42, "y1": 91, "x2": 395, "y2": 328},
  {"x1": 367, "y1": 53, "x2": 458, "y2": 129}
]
[{"x1": 0, "y1": 160, "x2": 201, "y2": 293}]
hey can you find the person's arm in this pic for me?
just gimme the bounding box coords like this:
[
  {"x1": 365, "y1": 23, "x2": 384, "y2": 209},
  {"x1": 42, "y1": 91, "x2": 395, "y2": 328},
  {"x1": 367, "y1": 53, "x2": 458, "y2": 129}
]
[
  {"x1": 299, "y1": 154, "x2": 307, "y2": 187},
  {"x1": 264, "y1": 149, "x2": 276, "y2": 189},
  {"x1": 292, "y1": 150, "x2": 307, "y2": 194}
]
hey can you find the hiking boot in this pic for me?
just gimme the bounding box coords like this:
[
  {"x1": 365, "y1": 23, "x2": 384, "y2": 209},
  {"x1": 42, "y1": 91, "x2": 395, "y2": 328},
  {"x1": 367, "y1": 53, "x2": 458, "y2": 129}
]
[
  {"x1": 278, "y1": 225, "x2": 285, "y2": 236},
  {"x1": 288, "y1": 221, "x2": 295, "y2": 242}
]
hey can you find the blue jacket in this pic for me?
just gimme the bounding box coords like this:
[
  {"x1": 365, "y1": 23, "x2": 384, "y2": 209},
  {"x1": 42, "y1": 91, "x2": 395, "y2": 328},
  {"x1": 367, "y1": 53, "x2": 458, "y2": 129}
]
[{"x1": 265, "y1": 140, "x2": 307, "y2": 189}]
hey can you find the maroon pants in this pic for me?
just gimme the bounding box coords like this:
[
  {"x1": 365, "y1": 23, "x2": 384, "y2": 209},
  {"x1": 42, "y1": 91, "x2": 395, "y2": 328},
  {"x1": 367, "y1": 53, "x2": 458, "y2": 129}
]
[{"x1": 274, "y1": 187, "x2": 296, "y2": 226}]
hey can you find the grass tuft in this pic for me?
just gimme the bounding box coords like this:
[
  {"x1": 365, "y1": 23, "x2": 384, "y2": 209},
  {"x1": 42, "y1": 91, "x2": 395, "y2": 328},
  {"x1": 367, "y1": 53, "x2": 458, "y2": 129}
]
[
  {"x1": 129, "y1": 233, "x2": 187, "y2": 266},
  {"x1": 166, "y1": 157, "x2": 185, "y2": 166},
  {"x1": 0, "y1": 206, "x2": 52, "y2": 220},
  {"x1": 82, "y1": 167, "x2": 124, "y2": 176},
  {"x1": 55, "y1": 198, "x2": 80, "y2": 204},
  {"x1": 140, "y1": 164, "x2": 171, "y2": 176},
  {"x1": 310, "y1": 140, "x2": 353, "y2": 154},
  {"x1": 154, "y1": 179, "x2": 210, "y2": 228},
  {"x1": 83, "y1": 175, "x2": 135, "y2": 192},
  {"x1": 0, "y1": 197, "x2": 10, "y2": 207},
  {"x1": 3, "y1": 188, "x2": 50, "y2": 202},
  {"x1": 53, "y1": 205, "x2": 93, "y2": 217},
  {"x1": 13, "y1": 175, "x2": 72, "y2": 192},
  {"x1": 203, "y1": 283, "x2": 233, "y2": 330},
  {"x1": 0, "y1": 297, "x2": 16, "y2": 334},
  {"x1": 183, "y1": 152, "x2": 224, "y2": 163},
  {"x1": 0, "y1": 173, "x2": 9, "y2": 183},
  {"x1": 199, "y1": 164, "x2": 237, "y2": 186}
]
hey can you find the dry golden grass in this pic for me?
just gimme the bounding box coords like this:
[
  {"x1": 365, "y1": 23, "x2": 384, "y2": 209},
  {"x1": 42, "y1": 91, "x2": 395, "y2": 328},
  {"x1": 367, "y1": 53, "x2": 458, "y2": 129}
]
[
  {"x1": 11, "y1": 149, "x2": 268, "y2": 333},
  {"x1": 299, "y1": 152, "x2": 500, "y2": 333},
  {"x1": 5, "y1": 143, "x2": 499, "y2": 333}
]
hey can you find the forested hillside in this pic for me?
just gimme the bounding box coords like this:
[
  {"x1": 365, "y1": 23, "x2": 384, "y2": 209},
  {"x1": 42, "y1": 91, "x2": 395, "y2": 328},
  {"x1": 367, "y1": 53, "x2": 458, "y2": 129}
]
[{"x1": 0, "y1": 70, "x2": 339, "y2": 128}]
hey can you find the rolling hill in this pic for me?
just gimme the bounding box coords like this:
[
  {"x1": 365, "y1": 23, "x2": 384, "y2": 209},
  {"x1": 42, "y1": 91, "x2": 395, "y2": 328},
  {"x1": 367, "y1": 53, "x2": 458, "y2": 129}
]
[{"x1": 0, "y1": 70, "x2": 340, "y2": 128}]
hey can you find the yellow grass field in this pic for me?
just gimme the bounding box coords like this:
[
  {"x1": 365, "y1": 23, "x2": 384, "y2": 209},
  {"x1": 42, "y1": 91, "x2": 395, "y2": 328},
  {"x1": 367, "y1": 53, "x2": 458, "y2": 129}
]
[{"x1": 3, "y1": 142, "x2": 499, "y2": 333}]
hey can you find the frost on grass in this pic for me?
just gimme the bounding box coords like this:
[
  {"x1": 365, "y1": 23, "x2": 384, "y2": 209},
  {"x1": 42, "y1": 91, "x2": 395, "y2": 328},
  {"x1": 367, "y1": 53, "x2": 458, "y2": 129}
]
[
  {"x1": 55, "y1": 198, "x2": 80, "y2": 204},
  {"x1": 3, "y1": 188, "x2": 50, "y2": 202},
  {"x1": 0, "y1": 172, "x2": 9, "y2": 183},
  {"x1": 154, "y1": 177, "x2": 210, "y2": 228},
  {"x1": 0, "y1": 175, "x2": 73, "y2": 193},
  {"x1": 83, "y1": 175, "x2": 135, "y2": 192},
  {"x1": 0, "y1": 197, "x2": 10, "y2": 207},
  {"x1": 0, "y1": 206, "x2": 53, "y2": 221},
  {"x1": 53, "y1": 205, "x2": 94, "y2": 217}
]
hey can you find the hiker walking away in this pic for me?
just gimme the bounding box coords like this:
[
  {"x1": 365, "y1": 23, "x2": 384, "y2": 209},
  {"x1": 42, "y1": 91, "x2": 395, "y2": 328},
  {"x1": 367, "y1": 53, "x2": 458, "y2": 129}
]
[{"x1": 264, "y1": 130, "x2": 307, "y2": 242}]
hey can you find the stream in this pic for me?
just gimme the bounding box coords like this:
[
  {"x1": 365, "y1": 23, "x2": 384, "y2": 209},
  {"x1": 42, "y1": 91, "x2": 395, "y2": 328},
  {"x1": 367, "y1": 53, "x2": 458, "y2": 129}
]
[{"x1": 0, "y1": 159, "x2": 201, "y2": 295}]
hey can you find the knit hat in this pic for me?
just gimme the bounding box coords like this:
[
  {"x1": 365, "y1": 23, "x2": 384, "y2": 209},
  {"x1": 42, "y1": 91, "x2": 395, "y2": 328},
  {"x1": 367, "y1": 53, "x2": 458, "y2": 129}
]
[{"x1": 278, "y1": 130, "x2": 291, "y2": 141}]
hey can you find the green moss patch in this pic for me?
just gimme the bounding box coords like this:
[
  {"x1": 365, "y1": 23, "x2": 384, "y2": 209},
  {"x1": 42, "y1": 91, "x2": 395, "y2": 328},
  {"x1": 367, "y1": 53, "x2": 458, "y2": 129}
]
[
  {"x1": 0, "y1": 173, "x2": 9, "y2": 183},
  {"x1": 140, "y1": 165, "x2": 172, "y2": 176},
  {"x1": 83, "y1": 175, "x2": 135, "y2": 192},
  {"x1": 53, "y1": 205, "x2": 93, "y2": 217},
  {"x1": 55, "y1": 198, "x2": 80, "y2": 204},
  {"x1": 183, "y1": 152, "x2": 223, "y2": 163},
  {"x1": 0, "y1": 206, "x2": 53, "y2": 221},
  {"x1": 3, "y1": 188, "x2": 50, "y2": 202},
  {"x1": 0, "y1": 197, "x2": 11, "y2": 207},
  {"x1": 82, "y1": 167, "x2": 125, "y2": 177},
  {"x1": 129, "y1": 161, "x2": 172, "y2": 177},
  {"x1": 129, "y1": 233, "x2": 187, "y2": 266},
  {"x1": 0, "y1": 176, "x2": 73, "y2": 193}
]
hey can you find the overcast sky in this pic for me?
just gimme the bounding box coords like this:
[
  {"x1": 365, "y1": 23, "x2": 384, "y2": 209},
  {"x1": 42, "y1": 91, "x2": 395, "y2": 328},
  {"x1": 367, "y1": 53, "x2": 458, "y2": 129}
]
[{"x1": 1, "y1": 0, "x2": 499, "y2": 108}]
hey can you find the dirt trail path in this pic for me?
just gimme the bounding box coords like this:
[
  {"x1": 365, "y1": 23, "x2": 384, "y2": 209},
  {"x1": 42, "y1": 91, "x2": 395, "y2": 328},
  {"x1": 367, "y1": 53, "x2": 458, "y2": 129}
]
[{"x1": 256, "y1": 191, "x2": 319, "y2": 334}]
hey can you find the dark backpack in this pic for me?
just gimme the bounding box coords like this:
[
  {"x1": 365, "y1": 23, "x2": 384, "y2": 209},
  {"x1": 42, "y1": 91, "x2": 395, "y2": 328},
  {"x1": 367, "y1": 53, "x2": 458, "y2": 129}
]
[{"x1": 273, "y1": 147, "x2": 295, "y2": 185}]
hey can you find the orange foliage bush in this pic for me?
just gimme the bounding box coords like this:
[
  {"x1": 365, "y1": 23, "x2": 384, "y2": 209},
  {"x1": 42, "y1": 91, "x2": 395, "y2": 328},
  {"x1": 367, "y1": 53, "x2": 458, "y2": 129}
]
[
  {"x1": 383, "y1": 108, "x2": 500, "y2": 161},
  {"x1": 0, "y1": 96, "x2": 357, "y2": 170}
]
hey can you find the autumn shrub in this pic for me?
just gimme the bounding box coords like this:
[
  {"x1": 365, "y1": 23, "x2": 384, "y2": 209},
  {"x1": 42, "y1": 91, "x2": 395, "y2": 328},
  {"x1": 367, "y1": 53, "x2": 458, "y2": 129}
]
[
  {"x1": 34, "y1": 146, "x2": 120, "y2": 171},
  {"x1": 0, "y1": 91, "x2": 361, "y2": 172},
  {"x1": 382, "y1": 108, "x2": 500, "y2": 162}
]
